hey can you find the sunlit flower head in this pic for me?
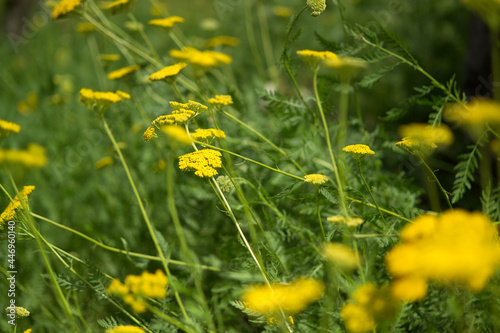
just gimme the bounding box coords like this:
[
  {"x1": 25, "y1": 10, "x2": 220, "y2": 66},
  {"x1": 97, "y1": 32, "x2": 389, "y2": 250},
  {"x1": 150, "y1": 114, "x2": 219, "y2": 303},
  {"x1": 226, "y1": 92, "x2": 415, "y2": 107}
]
[
  {"x1": 107, "y1": 65, "x2": 140, "y2": 80},
  {"x1": 205, "y1": 36, "x2": 239, "y2": 48},
  {"x1": 160, "y1": 125, "x2": 193, "y2": 145},
  {"x1": 105, "y1": 326, "x2": 145, "y2": 333},
  {"x1": 0, "y1": 144, "x2": 47, "y2": 168},
  {"x1": 79, "y1": 88, "x2": 130, "y2": 114},
  {"x1": 51, "y1": 0, "x2": 81, "y2": 19},
  {"x1": 445, "y1": 99, "x2": 500, "y2": 138},
  {"x1": 323, "y1": 243, "x2": 361, "y2": 271},
  {"x1": 0, "y1": 186, "x2": 35, "y2": 230},
  {"x1": 95, "y1": 156, "x2": 113, "y2": 169},
  {"x1": 0, "y1": 119, "x2": 21, "y2": 141},
  {"x1": 306, "y1": 0, "x2": 326, "y2": 16},
  {"x1": 178, "y1": 149, "x2": 222, "y2": 178},
  {"x1": 304, "y1": 173, "x2": 328, "y2": 185},
  {"x1": 170, "y1": 100, "x2": 208, "y2": 114},
  {"x1": 241, "y1": 278, "x2": 324, "y2": 315},
  {"x1": 342, "y1": 144, "x2": 375, "y2": 160},
  {"x1": 386, "y1": 209, "x2": 500, "y2": 302},
  {"x1": 208, "y1": 95, "x2": 233, "y2": 106},
  {"x1": 170, "y1": 47, "x2": 232, "y2": 70},
  {"x1": 149, "y1": 63, "x2": 187, "y2": 82},
  {"x1": 105, "y1": 0, "x2": 134, "y2": 14},
  {"x1": 191, "y1": 128, "x2": 226, "y2": 143},
  {"x1": 148, "y1": 16, "x2": 185, "y2": 29},
  {"x1": 396, "y1": 124, "x2": 453, "y2": 156},
  {"x1": 324, "y1": 56, "x2": 368, "y2": 82},
  {"x1": 297, "y1": 49, "x2": 338, "y2": 71}
]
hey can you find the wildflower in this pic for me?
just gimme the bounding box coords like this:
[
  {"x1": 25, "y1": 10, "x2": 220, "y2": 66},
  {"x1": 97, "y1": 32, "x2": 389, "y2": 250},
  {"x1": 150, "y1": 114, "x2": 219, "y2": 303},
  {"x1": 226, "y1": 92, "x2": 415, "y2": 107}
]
[
  {"x1": 323, "y1": 243, "x2": 361, "y2": 271},
  {"x1": 17, "y1": 91, "x2": 39, "y2": 114},
  {"x1": 106, "y1": 270, "x2": 168, "y2": 314},
  {"x1": 241, "y1": 278, "x2": 324, "y2": 315},
  {"x1": 323, "y1": 56, "x2": 368, "y2": 82},
  {"x1": 148, "y1": 16, "x2": 185, "y2": 29},
  {"x1": 190, "y1": 128, "x2": 226, "y2": 143},
  {"x1": 107, "y1": 65, "x2": 140, "y2": 80},
  {"x1": 5, "y1": 306, "x2": 30, "y2": 319},
  {"x1": 445, "y1": 99, "x2": 500, "y2": 130},
  {"x1": 179, "y1": 149, "x2": 222, "y2": 178},
  {"x1": 160, "y1": 125, "x2": 193, "y2": 145},
  {"x1": 151, "y1": 113, "x2": 192, "y2": 127},
  {"x1": 170, "y1": 100, "x2": 208, "y2": 114},
  {"x1": 0, "y1": 144, "x2": 47, "y2": 168},
  {"x1": 79, "y1": 88, "x2": 130, "y2": 115},
  {"x1": 307, "y1": 0, "x2": 326, "y2": 16},
  {"x1": 327, "y1": 216, "x2": 364, "y2": 227},
  {"x1": 105, "y1": 326, "x2": 145, "y2": 333},
  {"x1": 170, "y1": 47, "x2": 232, "y2": 70},
  {"x1": 24, "y1": 329, "x2": 32, "y2": 333},
  {"x1": 304, "y1": 173, "x2": 328, "y2": 185},
  {"x1": 208, "y1": 94, "x2": 233, "y2": 106},
  {"x1": 297, "y1": 49, "x2": 338, "y2": 72},
  {"x1": 342, "y1": 144, "x2": 375, "y2": 160},
  {"x1": 143, "y1": 126, "x2": 158, "y2": 142},
  {"x1": 149, "y1": 63, "x2": 187, "y2": 83},
  {"x1": 76, "y1": 22, "x2": 94, "y2": 33},
  {"x1": 99, "y1": 54, "x2": 121, "y2": 62},
  {"x1": 205, "y1": 36, "x2": 239, "y2": 48},
  {"x1": 272, "y1": 6, "x2": 293, "y2": 17},
  {"x1": 95, "y1": 156, "x2": 113, "y2": 169},
  {"x1": 341, "y1": 283, "x2": 399, "y2": 333},
  {"x1": 105, "y1": 0, "x2": 134, "y2": 15},
  {"x1": 0, "y1": 186, "x2": 35, "y2": 230},
  {"x1": 51, "y1": 0, "x2": 81, "y2": 19},
  {"x1": 0, "y1": 119, "x2": 21, "y2": 141},
  {"x1": 385, "y1": 210, "x2": 500, "y2": 302},
  {"x1": 396, "y1": 124, "x2": 453, "y2": 156}
]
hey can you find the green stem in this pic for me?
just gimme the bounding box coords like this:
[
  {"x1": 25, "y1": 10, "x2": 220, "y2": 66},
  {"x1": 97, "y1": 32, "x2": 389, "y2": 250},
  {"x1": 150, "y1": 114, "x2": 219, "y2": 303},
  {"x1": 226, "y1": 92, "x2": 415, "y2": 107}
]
[
  {"x1": 313, "y1": 69, "x2": 348, "y2": 217},
  {"x1": 419, "y1": 156, "x2": 453, "y2": 210},
  {"x1": 356, "y1": 161, "x2": 388, "y2": 226},
  {"x1": 148, "y1": 306, "x2": 193, "y2": 332},
  {"x1": 338, "y1": 84, "x2": 349, "y2": 151},
  {"x1": 353, "y1": 233, "x2": 398, "y2": 239},
  {"x1": 244, "y1": 0, "x2": 266, "y2": 80},
  {"x1": 316, "y1": 189, "x2": 327, "y2": 241},
  {"x1": 171, "y1": 81, "x2": 185, "y2": 102},
  {"x1": 337, "y1": 0, "x2": 349, "y2": 45},
  {"x1": 257, "y1": 0, "x2": 279, "y2": 83},
  {"x1": 345, "y1": 195, "x2": 412, "y2": 223},
  {"x1": 100, "y1": 116, "x2": 192, "y2": 324}
]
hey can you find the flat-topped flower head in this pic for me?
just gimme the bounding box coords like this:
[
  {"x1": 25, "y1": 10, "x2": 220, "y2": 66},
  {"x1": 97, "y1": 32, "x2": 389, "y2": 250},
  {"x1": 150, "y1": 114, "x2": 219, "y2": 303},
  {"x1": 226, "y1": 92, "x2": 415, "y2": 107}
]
[
  {"x1": 304, "y1": 173, "x2": 328, "y2": 185},
  {"x1": 160, "y1": 125, "x2": 193, "y2": 145},
  {"x1": 0, "y1": 119, "x2": 21, "y2": 141},
  {"x1": 179, "y1": 149, "x2": 222, "y2": 178},
  {"x1": 386, "y1": 209, "x2": 500, "y2": 302},
  {"x1": 445, "y1": 99, "x2": 500, "y2": 138},
  {"x1": 342, "y1": 144, "x2": 375, "y2": 161},
  {"x1": 79, "y1": 88, "x2": 130, "y2": 115},
  {"x1": 324, "y1": 56, "x2": 368, "y2": 82},
  {"x1": 170, "y1": 100, "x2": 208, "y2": 114},
  {"x1": 397, "y1": 123, "x2": 453, "y2": 156},
  {"x1": 148, "y1": 16, "x2": 185, "y2": 29},
  {"x1": 1, "y1": 186, "x2": 35, "y2": 230},
  {"x1": 208, "y1": 94, "x2": 233, "y2": 107},
  {"x1": 297, "y1": 49, "x2": 338, "y2": 72},
  {"x1": 105, "y1": 0, "x2": 134, "y2": 15},
  {"x1": 107, "y1": 65, "x2": 140, "y2": 80},
  {"x1": 191, "y1": 128, "x2": 226, "y2": 143},
  {"x1": 241, "y1": 278, "x2": 324, "y2": 315},
  {"x1": 323, "y1": 243, "x2": 361, "y2": 271},
  {"x1": 4, "y1": 307, "x2": 30, "y2": 319},
  {"x1": 205, "y1": 36, "x2": 239, "y2": 48},
  {"x1": 149, "y1": 62, "x2": 187, "y2": 83},
  {"x1": 170, "y1": 47, "x2": 232, "y2": 71},
  {"x1": 0, "y1": 144, "x2": 47, "y2": 168},
  {"x1": 105, "y1": 326, "x2": 145, "y2": 333},
  {"x1": 327, "y1": 215, "x2": 364, "y2": 227},
  {"x1": 306, "y1": 0, "x2": 326, "y2": 16},
  {"x1": 51, "y1": 0, "x2": 81, "y2": 19},
  {"x1": 151, "y1": 113, "x2": 193, "y2": 127}
]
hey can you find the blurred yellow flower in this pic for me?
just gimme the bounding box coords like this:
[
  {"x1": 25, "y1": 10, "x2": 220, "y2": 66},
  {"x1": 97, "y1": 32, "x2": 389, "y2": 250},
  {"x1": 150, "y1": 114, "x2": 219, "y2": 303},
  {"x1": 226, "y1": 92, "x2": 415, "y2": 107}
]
[
  {"x1": 160, "y1": 125, "x2": 193, "y2": 145},
  {"x1": 208, "y1": 94, "x2": 233, "y2": 106},
  {"x1": 191, "y1": 128, "x2": 226, "y2": 142},
  {"x1": 99, "y1": 54, "x2": 121, "y2": 62},
  {"x1": 17, "y1": 91, "x2": 39, "y2": 115},
  {"x1": 76, "y1": 22, "x2": 95, "y2": 33},
  {"x1": 95, "y1": 156, "x2": 113, "y2": 169},
  {"x1": 79, "y1": 88, "x2": 130, "y2": 114},
  {"x1": 272, "y1": 6, "x2": 293, "y2": 17},
  {"x1": 396, "y1": 123, "x2": 453, "y2": 156},
  {"x1": 107, "y1": 65, "x2": 140, "y2": 80},
  {"x1": 205, "y1": 36, "x2": 239, "y2": 48},
  {"x1": 170, "y1": 47, "x2": 232, "y2": 69},
  {"x1": 51, "y1": 0, "x2": 81, "y2": 19},
  {"x1": 0, "y1": 144, "x2": 47, "y2": 168},
  {"x1": 105, "y1": 326, "x2": 145, "y2": 333},
  {"x1": 327, "y1": 215, "x2": 364, "y2": 227},
  {"x1": 0, "y1": 186, "x2": 35, "y2": 229},
  {"x1": 0, "y1": 119, "x2": 21, "y2": 140},
  {"x1": 105, "y1": 0, "x2": 134, "y2": 15},
  {"x1": 342, "y1": 144, "x2": 375, "y2": 160},
  {"x1": 148, "y1": 16, "x2": 185, "y2": 28},
  {"x1": 323, "y1": 243, "x2": 360, "y2": 271},
  {"x1": 304, "y1": 173, "x2": 328, "y2": 185},
  {"x1": 297, "y1": 49, "x2": 338, "y2": 71},
  {"x1": 149, "y1": 63, "x2": 187, "y2": 82}
]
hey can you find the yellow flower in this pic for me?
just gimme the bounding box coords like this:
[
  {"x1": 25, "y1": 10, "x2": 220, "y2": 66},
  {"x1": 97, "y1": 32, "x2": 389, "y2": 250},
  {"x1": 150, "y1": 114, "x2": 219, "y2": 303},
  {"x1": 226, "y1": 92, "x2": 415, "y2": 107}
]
[
  {"x1": 179, "y1": 149, "x2": 222, "y2": 178},
  {"x1": 390, "y1": 276, "x2": 428, "y2": 302},
  {"x1": 5, "y1": 307, "x2": 30, "y2": 319},
  {"x1": 205, "y1": 36, "x2": 239, "y2": 48},
  {"x1": 323, "y1": 243, "x2": 361, "y2": 271},
  {"x1": 105, "y1": 326, "x2": 145, "y2": 333},
  {"x1": 445, "y1": 99, "x2": 500, "y2": 128},
  {"x1": 149, "y1": 63, "x2": 187, "y2": 82},
  {"x1": 323, "y1": 56, "x2": 368, "y2": 82},
  {"x1": 190, "y1": 128, "x2": 226, "y2": 142},
  {"x1": 241, "y1": 278, "x2": 324, "y2": 315},
  {"x1": 341, "y1": 303, "x2": 375, "y2": 333},
  {"x1": 95, "y1": 156, "x2": 113, "y2": 169},
  {"x1": 143, "y1": 126, "x2": 158, "y2": 142},
  {"x1": 272, "y1": 6, "x2": 293, "y2": 17},
  {"x1": 24, "y1": 329, "x2": 32, "y2": 333},
  {"x1": 386, "y1": 210, "x2": 500, "y2": 302},
  {"x1": 106, "y1": 279, "x2": 130, "y2": 297},
  {"x1": 107, "y1": 65, "x2": 140, "y2": 80},
  {"x1": 170, "y1": 47, "x2": 232, "y2": 70},
  {"x1": 342, "y1": 144, "x2": 375, "y2": 160},
  {"x1": 396, "y1": 124, "x2": 453, "y2": 156},
  {"x1": 208, "y1": 95, "x2": 233, "y2": 106},
  {"x1": 148, "y1": 16, "x2": 185, "y2": 28},
  {"x1": 304, "y1": 173, "x2": 328, "y2": 185},
  {"x1": 170, "y1": 100, "x2": 208, "y2": 114},
  {"x1": 76, "y1": 22, "x2": 95, "y2": 33},
  {"x1": 0, "y1": 119, "x2": 21, "y2": 140},
  {"x1": 0, "y1": 186, "x2": 35, "y2": 230},
  {"x1": 99, "y1": 54, "x2": 121, "y2": 62},
  {"x1": 105, "y1": 0, "x2": 134, "y2": 15},
  {"x1": 17, "y1": 91, "x2": 39, "y2": 115},
  {"x1": 297, "y1": 49, "x2": 338, "y2": 71},
  {"x1": 306, "y1": 0, "x2": 326, "y2": 16},
  {"x1": 0, "y1": 144, "x2": 47, "y2": 168},
  {"x1": 79, "y1": 88, "x2": 130, "y2": 114},
  {"x1": 160, "y1": 125, "x2": 193, "y2": 145},
  {"x1": 51, "y1": 0, "x2": 81, "y2": 19}
]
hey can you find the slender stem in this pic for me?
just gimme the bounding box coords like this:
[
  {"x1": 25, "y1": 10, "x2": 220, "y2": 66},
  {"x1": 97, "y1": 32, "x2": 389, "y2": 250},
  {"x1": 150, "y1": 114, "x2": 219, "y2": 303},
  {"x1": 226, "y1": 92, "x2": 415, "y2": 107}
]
[
  {"x1": 345, "y1": 196, "x2": 412, "y2": 223},
  {"x1": 353, "y1": 233, "x2": 398, "y2": 239},
  {"x1": 337, "y1": 0, "x2": 349, "y2": 45},
  {"x1": 257, "y1": 0, "x2": 279, "y2": 83},
  {"x1": 356, "y1": 161, "x2": 388, "y2": 226},
  {"x1": 171, "y1": 81, "x2": 185, "y2": 102},
  {"x1": 127, "y1": 13, "x2": 160, "y2": 62},
  {"x1": 313, "y1": 69, "x2": 349, "y2": 217},
  {"x1": 419, "y1": 156, "x2": 453, "y2": 210},
  {"x1": 100, "y1": 116, "x2": 192, "y2": 323},
  {"x1": 338, "y1": 84, "x2": 349, "y2": 151},
  {"x1": 316, "y1": 189, "x2": 327, "y2": 241},
  {"x1": 148, "y1": 306, "x2": 193, "y2": 332},
  {"x1": 244, "y1": 0, "x2": 266, "y2": 80}
]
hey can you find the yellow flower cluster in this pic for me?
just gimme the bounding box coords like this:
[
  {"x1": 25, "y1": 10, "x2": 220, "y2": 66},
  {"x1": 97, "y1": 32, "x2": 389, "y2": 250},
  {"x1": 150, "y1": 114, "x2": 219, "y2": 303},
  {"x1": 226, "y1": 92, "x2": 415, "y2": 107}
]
[
  {"x1": 342, "y1": 144, "x2": 375, "y2": 160},
  {"x1": 241, "y1": 278, "x2": 324, "y2": 315},
  {"x1": 0, "y1": 119, "x2": 21, "y2": 140},
  {"x1": 445, "y1": 99, "x2": 500, "y2": 127},
  {"x1": 170, "y1": 47, "x2": 232, "y2": 69},
  {"x1": 178, "y1": 149, "x2": 222, "y2": 178},
  {"x1": 149, "y1": 63, "x2": 187, "y2": 82},
  {"x1": 323, "y1": 243, "x2": 361, "y2": 271},
  {"x1": 51, "y1": 0, "x2": 81, "y2": 19},
  {"x1": 106, "y1": 270, "x2": 168, "y2": 313},
  {"x1": 341, "y1": 283, "x2": 398, "y2": 333},
  {"x1": 0, "y1": 144, "x2": 47, "y2": 168},
  {"x1": 0, "y1": 186, "x2": 35, "y2": 229},
  {"x1": 160, "y1": 125, "x2": 193, "y2": 145},
  {"x1": 297, "y1": 49, "x2": 338, "y2": 71},
  {"x1": 79, "y1": 88, "x2": 130, "y2": 114},
  {"x1": 143, "y1": 127, "x2": 158, "y2": 141},
  {"x1": 208, "y1": 94, "x2": 233, "y2": 106},
  {"x1": 105, "y1": 0, "x2": 133, "y2": 15},
  {"x1": 205, "y1": 36, "x2": 239, "y2": 48},
  {"x1": 191, "y1": 128, "x2": 226, "y2": 142},
  {"x1": 304, "y1": 173, "x2": 328, "y2": 185},
  {"x1": 396, "y1": 123, "x2": 453, "y2": 156},
  {"x1": 107, "y1": 65, "x2": 141, "y2": 80},
  {"x1": 105, "y1": 326, "x2": 145, "y2": 333},
  {"x1": 4, "y1": 306, "x2": 30, "y2": 319},
  {"x1": 327, "y1": 215, "x2": 364, "y2": 227},
  {"x1": 306, "y1": 0, "x2": 326, "y2": 16},
  {"x1": 170, "y1": 100, "x2": 208, "y2": 114},
  {"x1": 95, "y1": 156, "x2": 113, "y2": 169},
  {"x1": 386, "y1": 209, "x2": 500, "y2": 302},
  {"x1": 148, "y1": 16, "x2": 185, "y2": 28}
]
